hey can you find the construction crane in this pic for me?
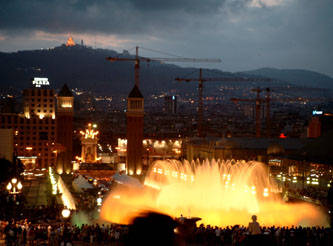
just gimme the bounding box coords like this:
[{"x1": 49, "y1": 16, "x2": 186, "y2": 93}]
[
  {"x1": 175, "y1": 68, "x2": 271, "y2": 137},
  {"x1": 106, "y1": 46, "x2": 221, "y2": 88},
  {"x1": 231, "y1": 88, "x2": 268, "y2": 138},
  {"x1": 231, "y1": 88, "x2": 322, "y2": 138}
]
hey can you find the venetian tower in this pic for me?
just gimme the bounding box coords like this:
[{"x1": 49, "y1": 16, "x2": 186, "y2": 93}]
[
  {"x1": 126, "y1": 85, "x2": 144, "y2": 175},
  {"x1": 56, "y1": 84, "x2": 74, "y2": 174}
]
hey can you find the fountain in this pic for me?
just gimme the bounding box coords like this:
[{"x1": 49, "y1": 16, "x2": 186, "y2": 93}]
[{"x1": 101, "y1": 159, "x2": 327, "y2": 227}]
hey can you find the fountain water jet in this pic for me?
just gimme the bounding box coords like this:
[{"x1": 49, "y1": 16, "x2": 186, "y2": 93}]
[{"x1": 101, "y1": 159, "x2": 328, "y2": 227}]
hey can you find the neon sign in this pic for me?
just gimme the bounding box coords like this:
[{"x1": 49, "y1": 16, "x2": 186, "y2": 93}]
[
  {"x1": 32, "y1": 77, "x2": 50, "y2": 87},
  {"x1": 312, "y1": 110, "x2": 323, "y2": 115}
]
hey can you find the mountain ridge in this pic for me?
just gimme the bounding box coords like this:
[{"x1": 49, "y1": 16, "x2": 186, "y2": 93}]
[
  {"x1": 241, "y1": 67, "x2": 333, "y2": 89},
  {"x1": 0, "y1": 45, "x2": 332, "y2": 95}
]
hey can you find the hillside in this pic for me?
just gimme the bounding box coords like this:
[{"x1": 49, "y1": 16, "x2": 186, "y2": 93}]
[
  {"x1": 0, "y1": 45, "x2": 332, "y2": 96},
  {"x1": 242, "y1": 67, "x2": 333, "y2": 89}
]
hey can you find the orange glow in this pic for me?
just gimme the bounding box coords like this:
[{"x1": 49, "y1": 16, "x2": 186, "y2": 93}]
[
  {"x1": 66, "y1": 36, "x2": 75, "y2": 46},
  {"x1": 61, "y1": 103, "x2": 72, "y2": 108},
  {"x1": 80, "y1": 124, "x2": 99, "y2": 139},
  {"x1": 25, "y1": 147, "x2": 33, "y2": 150},
  {"x1": 101, "y1": 159, "x2": 328, "y2": 227}
]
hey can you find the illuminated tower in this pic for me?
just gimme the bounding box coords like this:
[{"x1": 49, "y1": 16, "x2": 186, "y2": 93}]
[
  {"x1": 80, "y1": 123, "x2": 99, "y2": 163},
  {"x1": 126, "y1": 85, "x2": 144, "y2": 175},
  {"x1": 56, "y1": 84, "x2": 74, "y2": 174}
]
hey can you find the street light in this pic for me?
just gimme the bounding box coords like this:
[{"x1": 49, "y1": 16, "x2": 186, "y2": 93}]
[
  {"x1": 62, "y1": 208, "x2": 71, "y2": 219},
  {"x1": 7, "y1": 178, "x2": 23, "y2": 199},
  {"x1": 6, "y1": 178, "x2": 23, "y2": 219}
]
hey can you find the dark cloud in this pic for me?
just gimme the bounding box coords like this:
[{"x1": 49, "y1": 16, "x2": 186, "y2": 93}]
[{"x1": 0, "y1": 0, "x2": 332, "y2": 76}]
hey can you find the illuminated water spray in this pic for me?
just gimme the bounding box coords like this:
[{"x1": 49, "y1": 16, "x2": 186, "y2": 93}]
[{"x1": 101, "y1": 159, "x2": 327, "y2": 227}]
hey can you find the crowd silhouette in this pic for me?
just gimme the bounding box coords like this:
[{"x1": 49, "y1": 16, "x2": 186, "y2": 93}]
[{"x1": 1, "y1": 212, "x2": 333, "y2": 245}]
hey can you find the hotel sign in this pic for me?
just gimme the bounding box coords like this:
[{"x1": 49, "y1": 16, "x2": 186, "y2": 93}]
[
  {"x1": 312, "y1": 110, "x2": 323, "y2": 115},
  {"x1": 32, "y1": 77, "x2": 50, "y2": 87}
]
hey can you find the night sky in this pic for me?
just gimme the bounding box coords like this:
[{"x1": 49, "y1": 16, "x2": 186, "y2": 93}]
[{"x1": 0, "y1": 0, "x2": 332, "y2": 76}]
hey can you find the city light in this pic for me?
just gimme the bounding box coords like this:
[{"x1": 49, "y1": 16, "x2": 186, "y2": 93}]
[
  {"x1": 7, "y1": 178, "x2": 23, "y2": 197},
  {"x1": 62, "y1": 208, "x2": 71, "y2": 218},
  {"x1": 49, "y1": 167, "x2": 58, "y2": 195},
  {"x1": 58, "y1": 177, "x2": 76, "y2": 210},
  {"x1": 292, "y1": 176, "x2": 297, "y2": 183},
  {"x1": 97, "y1": 197, "x2": 103, "y2": 206},
  {"x1": 61, "y1": 104, "x2": 72, "y2": 108}
]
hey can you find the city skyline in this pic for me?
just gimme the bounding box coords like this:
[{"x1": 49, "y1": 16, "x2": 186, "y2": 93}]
[{"x1": 0, "y1": 0, "x2": 332, "y2": 77}]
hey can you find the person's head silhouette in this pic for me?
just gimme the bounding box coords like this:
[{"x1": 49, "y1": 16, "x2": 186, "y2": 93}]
[{"x1": 126, "y1": 212, "x2": 178, "y2": 246}]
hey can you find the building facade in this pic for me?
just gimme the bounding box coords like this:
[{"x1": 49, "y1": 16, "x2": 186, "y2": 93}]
[
  {"x1": 164, "y1": 95, "x2": 177, "y2": 114},
  {"x1": 0, "y1": 129, "x2": 14, "y2": 162},
  {"x1": 0, "y1": 78, "x2": 73, "y2": 170}
]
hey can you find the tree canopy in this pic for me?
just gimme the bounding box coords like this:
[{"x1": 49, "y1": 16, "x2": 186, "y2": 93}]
[{"x1": 0, "y1": 158, "x2": 24, "y2": 184}]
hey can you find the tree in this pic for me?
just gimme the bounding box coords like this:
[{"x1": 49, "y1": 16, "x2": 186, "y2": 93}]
[{"x1": 0, "y1": 158, "x2": 23, "y2": 184}]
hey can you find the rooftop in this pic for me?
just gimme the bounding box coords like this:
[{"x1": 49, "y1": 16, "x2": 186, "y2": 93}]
[
  {"x1": 58, "y1": 84, "x2": 73, "y2": 97},
  {"x1": 128, "y1": 85, "x2": 143, "y2": 98}
]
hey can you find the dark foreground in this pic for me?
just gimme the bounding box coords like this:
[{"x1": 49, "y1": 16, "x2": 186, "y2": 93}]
[{"x1": 1, "y1": 219, "x2": 333, "y2": 246}]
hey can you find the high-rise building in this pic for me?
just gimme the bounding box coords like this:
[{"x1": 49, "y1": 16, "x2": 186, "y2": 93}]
[
  {"x1": 56, "y1": 84, "x2": 74, "y2": 174},
  {"x1": 164, "y1": 95, "x2": 177, "y2": 114},
  {"x1": 0, "y1": 78, "x2": 74, "y2": 171},
  {"x1": 307, "y1": 116, "x2": 321, "y2": 138},
  {"x1": 307, "y1": 111, "x2": 333, "y2": 138},
  {"x1": 126, "y1": 85, "x2": 144, "y2": 175},
  {"x1": 0, "y1": 78, "x2": 57, "y2": 169}
]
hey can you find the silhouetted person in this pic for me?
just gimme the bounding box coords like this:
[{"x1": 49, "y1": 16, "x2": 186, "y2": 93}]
[
  {"x1": 125, "y1": 212, "x2": 178, "y2": 246},
  {"x1": 248, "y1": 215, "x2": 261, "y2": 246}
]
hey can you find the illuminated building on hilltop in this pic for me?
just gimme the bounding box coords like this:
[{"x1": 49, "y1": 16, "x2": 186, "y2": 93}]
[
  {"x1": 126, "y1": 85, "x2": 144, "y2": 175},
  {"x1": 56, "y1": 84, "x2": 74, "y2": 174},
  {"x1": 78, "y1": 123, "x2": 100, "y2": 163},
  {"x1": 0, "y1": 78, "x2": 57, "y2": 168},
  {"x1": 66, "y1": 36, "x2": 75, "y2": 47}
]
